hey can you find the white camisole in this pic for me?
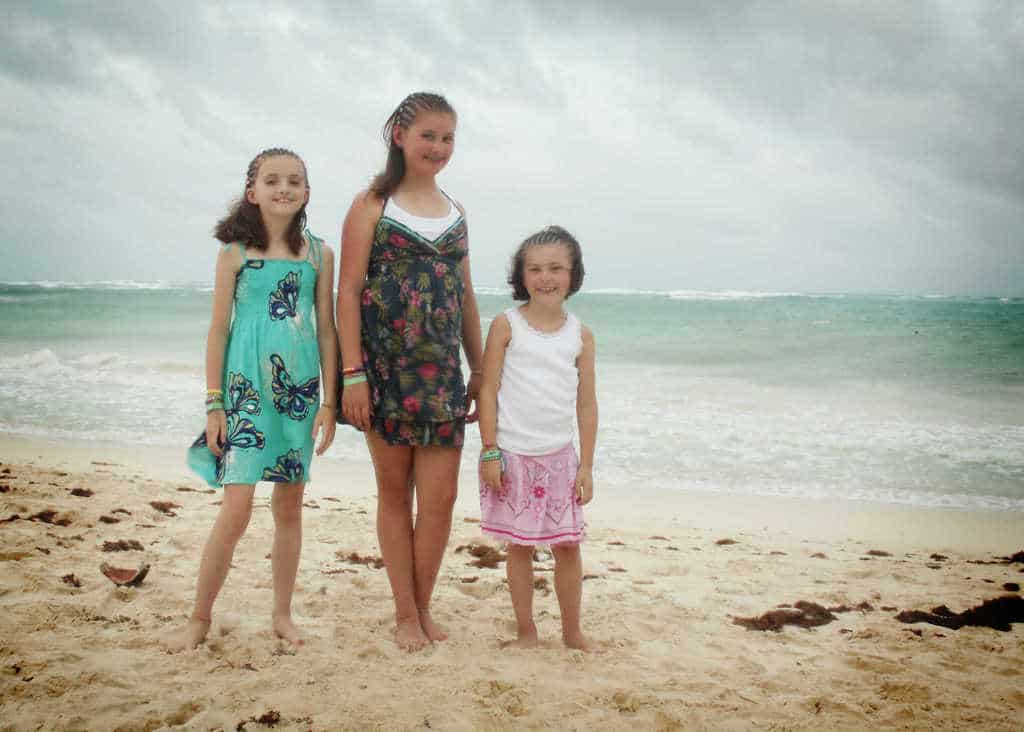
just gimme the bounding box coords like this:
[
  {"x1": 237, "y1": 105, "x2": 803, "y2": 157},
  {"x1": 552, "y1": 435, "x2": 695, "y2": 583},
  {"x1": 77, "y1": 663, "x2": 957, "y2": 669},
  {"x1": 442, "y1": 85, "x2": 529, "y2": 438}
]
[
  {"x1": 496, "y1": 307, "x2": 583, "y2": 456},
  {"x1": 382, "y1": 195, "x2": 461, "y2": 242}
]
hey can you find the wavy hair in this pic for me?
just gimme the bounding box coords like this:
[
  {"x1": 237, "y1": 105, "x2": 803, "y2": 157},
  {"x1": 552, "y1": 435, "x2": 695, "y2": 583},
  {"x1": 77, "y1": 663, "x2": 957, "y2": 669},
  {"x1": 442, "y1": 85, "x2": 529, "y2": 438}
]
[
  {"x1": 369, "y1": 92, "x2": 456, "y2": 200},
  {"x1": 508, "y1": 225, "x2": 586, "y2": 301},
  {"x1": 214, "y1": 147, "x2": 309, "y2": 255}
]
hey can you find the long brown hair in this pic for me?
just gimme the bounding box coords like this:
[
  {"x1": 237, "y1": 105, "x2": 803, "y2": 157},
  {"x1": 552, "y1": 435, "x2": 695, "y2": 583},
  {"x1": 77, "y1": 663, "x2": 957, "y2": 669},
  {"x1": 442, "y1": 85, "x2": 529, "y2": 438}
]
[
  {"x1": 214, "y1": 147, "x2": 309, "y2": 255},
  {"x1": 369, "y1": 92, "x2": 456, "y2": 200},
  {"x1": 508, "y1": 226, "x2": 586, "y2": 301}
]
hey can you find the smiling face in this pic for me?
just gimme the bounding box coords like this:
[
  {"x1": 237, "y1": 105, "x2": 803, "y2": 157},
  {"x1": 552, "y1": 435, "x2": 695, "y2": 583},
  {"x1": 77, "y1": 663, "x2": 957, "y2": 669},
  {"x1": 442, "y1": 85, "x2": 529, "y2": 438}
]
[
  {"x1": 522, "y1": 242, "x2": 574, "y2": 305},
  {"x1": 394, "y1": 111, "x2": 456, "y2": 177},
  {"x1": 245, "y1": 154, "x2": 309, "y2": 218}
]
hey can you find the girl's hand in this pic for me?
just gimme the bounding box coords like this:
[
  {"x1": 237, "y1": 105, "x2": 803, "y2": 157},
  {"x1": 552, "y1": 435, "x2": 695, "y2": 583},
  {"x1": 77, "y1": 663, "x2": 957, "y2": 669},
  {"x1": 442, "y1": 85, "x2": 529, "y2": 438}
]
[
  {"x1": 574, "y1": 465, "x2": 594, "y2": 505},
  {"x1": 465, "y1": 371, "x2": 482, "y2": 423},
  {"x1": 342, "y1": 381, "x2": 371, "y2": 431},
  {"x1": 481, "y1": 457, "x2": 503, "y2": 491},
  {"x1": 312, "y1": 406, "x2": 337, "y2": 455},
  {"x1": 206, "y1": 410, "x2": 227, "y2": 457}
]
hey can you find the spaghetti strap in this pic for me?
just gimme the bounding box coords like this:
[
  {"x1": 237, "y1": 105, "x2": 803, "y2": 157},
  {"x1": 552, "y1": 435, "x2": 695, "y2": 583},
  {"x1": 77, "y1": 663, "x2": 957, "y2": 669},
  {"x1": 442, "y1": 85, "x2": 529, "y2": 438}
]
[
  {"x1": 220, "y1": 241, "x2": 248, "y2": 262},
  {"x1": 304, "y1": 230, "x2": 323, "y2": 272}
]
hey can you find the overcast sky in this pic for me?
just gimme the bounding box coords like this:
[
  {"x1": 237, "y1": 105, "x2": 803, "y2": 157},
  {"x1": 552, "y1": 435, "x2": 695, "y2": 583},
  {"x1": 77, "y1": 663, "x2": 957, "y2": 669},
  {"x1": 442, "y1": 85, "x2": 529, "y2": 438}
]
[{"x1": 2, "y1": 1, "x2": 1022, "y2": 295}]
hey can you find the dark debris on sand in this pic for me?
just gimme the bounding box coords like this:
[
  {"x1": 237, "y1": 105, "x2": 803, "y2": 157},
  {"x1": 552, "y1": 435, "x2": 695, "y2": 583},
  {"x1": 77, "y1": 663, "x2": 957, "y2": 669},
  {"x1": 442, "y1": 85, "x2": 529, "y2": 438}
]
[
  {"x1": 734, "y1": 600, "x2": 874, "y2": 632},
  {"x1": 236, "y1": 709, "x2": 282, "y2": 730},
  {"x1": 101, "y1": 540, "x2": 144, "y2": 552},
  {"x1": 336, "y1": 551, "x2": 384, "y2": 569},
  {"x1": 149, "y1": 501, "x2": 182, "y2": 516},
  {"x1": 1004, "y1": 583, "x2": 1020, "y2": 592},
  {"x1": 896, "y1": 595, "x2": 1024, "y2": 632},
  {"x1": 69, "y1": 488, "x2": 94, "y2": 497},
  {"x1": 455, "y1": 542, "x2": 507, "y2": 569}
]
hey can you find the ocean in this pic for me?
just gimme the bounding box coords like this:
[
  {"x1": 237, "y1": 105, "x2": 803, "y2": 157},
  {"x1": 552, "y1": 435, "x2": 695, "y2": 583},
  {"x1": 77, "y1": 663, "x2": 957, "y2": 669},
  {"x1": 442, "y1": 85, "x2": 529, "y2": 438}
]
[{"x1": 1, "y1": 281, "x2": 1022, "y2": 512}]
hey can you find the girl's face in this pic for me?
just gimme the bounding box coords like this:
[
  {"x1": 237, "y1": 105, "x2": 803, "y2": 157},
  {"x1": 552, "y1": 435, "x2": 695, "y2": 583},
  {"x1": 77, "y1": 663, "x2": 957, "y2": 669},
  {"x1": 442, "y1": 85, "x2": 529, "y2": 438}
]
[
  {"x1": 246, "y1": 155, "x2": 309, "y2": 218},
  {"x1": 522, "y1": 242, "x2": 574, "y2": 305},
  {"x1": 394, "y1": 111, "x2": 456, "y2": 177}
]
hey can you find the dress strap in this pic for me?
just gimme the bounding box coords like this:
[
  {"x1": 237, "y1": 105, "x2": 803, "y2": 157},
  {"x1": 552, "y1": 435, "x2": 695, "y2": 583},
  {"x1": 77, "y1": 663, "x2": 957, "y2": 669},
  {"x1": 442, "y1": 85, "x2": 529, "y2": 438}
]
[
  {"x1": 304, "y1": 230, "x2": 323, "y2": 272},
  {"x1": 220, "y1": 241, "x2": 247, "y2": 262}
]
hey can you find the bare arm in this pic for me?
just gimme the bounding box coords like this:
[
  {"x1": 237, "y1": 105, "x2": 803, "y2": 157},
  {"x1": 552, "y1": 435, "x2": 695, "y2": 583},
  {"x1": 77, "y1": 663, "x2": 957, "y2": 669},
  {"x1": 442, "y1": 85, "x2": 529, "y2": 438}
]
[
  {"x1": 454, "y1": 204, "x2": 484, "y2": 420},
  {"x1": 335, "y1": 191, "x2": 382, "y2": 430},
  {"x1": 575, "y1": 326, "x2": 598, "y2": 504},
  {"x1": 312, "y1": 243, "x2": 338, "y2": 454},
  {"x1": 478, "y1": 314, "x2": 511, "y2": 489},
  {"x1": 204, "y1": 244, "x2": 242, "y2": 455}
]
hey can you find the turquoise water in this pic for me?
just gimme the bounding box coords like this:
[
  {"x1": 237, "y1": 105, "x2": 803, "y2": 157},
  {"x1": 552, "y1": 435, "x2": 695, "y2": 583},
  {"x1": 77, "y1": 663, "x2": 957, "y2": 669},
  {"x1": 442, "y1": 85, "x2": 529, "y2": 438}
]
[{"x1": 1, "y1": 282, "x2": 1022, "y2": 510}]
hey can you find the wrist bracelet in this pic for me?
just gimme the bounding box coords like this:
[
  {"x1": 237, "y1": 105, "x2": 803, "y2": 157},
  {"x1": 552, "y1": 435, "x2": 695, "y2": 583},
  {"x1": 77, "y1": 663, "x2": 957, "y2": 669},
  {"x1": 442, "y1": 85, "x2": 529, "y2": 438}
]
[
  {"x1": 342, "y1": 366, "x2": 364, "y2": 375},
  {"x1": 320, "y1": 403, "x2": 336, "y2": 409},
  {"x1": 343, "y1": 373, "x2": 367, "y2": 387},
  {"x1": 206, "y1": 402, "x2": 224, "y2": 413},
  {"x1": 479, "y1": 448, "x2": 502, "y2": 463}
]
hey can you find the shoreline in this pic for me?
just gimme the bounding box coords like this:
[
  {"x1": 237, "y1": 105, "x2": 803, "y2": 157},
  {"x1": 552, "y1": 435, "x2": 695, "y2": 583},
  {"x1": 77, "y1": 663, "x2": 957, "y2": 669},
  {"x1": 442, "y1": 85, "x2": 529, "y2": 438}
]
[{"x1": 2, "y1": 433, "x2": 1021, "y2": 554}]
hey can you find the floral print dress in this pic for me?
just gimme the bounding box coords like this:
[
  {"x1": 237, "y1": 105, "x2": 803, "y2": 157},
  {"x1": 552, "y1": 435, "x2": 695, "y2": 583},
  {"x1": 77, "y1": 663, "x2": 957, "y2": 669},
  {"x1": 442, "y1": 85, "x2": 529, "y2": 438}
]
[
  {"x1": 187, "y1": 233, "x2": 324, "y2": 486},
  {"x1": 348, "y1": 201, "x2": 468, "y2": 447}
]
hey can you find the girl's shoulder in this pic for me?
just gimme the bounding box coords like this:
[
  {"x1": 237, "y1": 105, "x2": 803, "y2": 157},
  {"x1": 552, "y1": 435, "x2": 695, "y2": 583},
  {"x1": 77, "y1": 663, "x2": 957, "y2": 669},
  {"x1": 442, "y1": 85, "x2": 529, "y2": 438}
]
[{"x1": 217, "y1": 240, "x2": 247, "y2": 270}]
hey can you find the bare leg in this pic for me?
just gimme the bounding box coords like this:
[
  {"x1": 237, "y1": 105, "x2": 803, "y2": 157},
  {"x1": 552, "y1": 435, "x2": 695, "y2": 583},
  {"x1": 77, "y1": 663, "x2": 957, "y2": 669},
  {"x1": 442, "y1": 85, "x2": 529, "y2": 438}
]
[
  {"x1": 552, "y1": 543, "x2": 597, "y2": 652},
  {"x1": 168, "y1": 483, "x2": 255, "y2": 652},
  {"x1": 271, "y1": 481, "x2": 305, "y2": 646},
  {"x1": 504, "y1": 544, "x2": 539, "y2": 648},
  {"x1": 411, "y1": 445, "x2": 460, "y2": 641},
  {"x1": 366, "y1": 432, "x2": 428, "y2": 651}
]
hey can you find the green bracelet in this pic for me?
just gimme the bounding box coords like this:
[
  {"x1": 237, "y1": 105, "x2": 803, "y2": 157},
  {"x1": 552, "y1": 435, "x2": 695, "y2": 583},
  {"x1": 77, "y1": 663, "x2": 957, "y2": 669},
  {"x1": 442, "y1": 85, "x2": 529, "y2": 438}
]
[
  {"x1": 480, "y1": 448, "x2": 502, "y2": 463},
  {"x1": 206, "y1": 401, "x2": 224, "y2": 413},
  {"x1": 343, "y1": 373, "x2": 367, "y2": 387}
]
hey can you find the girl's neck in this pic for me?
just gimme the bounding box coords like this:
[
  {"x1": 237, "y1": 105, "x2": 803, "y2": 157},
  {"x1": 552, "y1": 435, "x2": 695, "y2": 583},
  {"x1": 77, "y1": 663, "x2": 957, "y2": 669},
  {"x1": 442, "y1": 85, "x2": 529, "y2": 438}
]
[
  {"x1": 263, "y1": 214, "x2": 292, "y2": 252},
  {"x1": 396, "y1": 171, "x2": 439, "y2": 196},
  {"x1": 520, "y1": 300, "x2": 566, "y2": 331}
]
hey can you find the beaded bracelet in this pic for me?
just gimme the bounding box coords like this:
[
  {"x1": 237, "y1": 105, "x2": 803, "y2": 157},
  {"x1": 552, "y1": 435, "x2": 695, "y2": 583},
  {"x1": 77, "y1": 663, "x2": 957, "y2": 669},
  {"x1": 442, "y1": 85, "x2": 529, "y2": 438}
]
[
  {"x1": 206, "y1": 401, "x2": 224, "y2": 413},
  {"x1": 206, "y1": 388, "x2": 223, "y2": 396},
  {"x1": 343, "y1": 373, "x2": 367, "y2": 387},
  {"x1": 341, "y1": 366, "x2": 364, "y2": 376},
  {"x1": 479, "y1": 448, "x2": 502, "y2": 463}
]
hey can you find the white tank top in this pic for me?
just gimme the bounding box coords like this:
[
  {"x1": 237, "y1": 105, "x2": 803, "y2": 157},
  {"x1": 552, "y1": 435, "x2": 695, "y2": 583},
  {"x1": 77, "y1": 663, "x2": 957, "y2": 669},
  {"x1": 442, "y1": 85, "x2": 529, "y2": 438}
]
[
  {"x1": 497, "y1": 307, "x2": 583, "y2": 456},
  {"x1": 382, "y1": 195, "x2": 461, "y2": 243}
]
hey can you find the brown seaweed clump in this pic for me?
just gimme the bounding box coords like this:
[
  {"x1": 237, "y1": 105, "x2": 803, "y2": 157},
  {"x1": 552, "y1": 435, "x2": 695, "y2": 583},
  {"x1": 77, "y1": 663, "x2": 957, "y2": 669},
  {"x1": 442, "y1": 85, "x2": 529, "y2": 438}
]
[
  {"x1": 455, "y1": 541, "x2": 507, "y2": 569},
  {"x1": 336, "y1": 551, "x2": 384, "y2": 569},
  {"x1": 895, "y1": 595, "x2": 1024, "y2": 632},
  {"x1": 734, "y1": 601, "x2": 837, "y2": 631},
  {"x1": 102, "y1": 540, "x2": 144, "y2": 552},
  {"x1": 733, "y1": 600, "x2": 873, "y2": 632}
]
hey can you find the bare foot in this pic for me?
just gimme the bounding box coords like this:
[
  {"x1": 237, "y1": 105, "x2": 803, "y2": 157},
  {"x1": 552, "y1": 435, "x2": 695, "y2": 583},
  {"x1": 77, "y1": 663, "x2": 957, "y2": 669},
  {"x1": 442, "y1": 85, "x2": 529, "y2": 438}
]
[
  {"x1": 273, "y1": 615, "x2": 305, "y2": 647},
  {"x1": 563, "y1": 631, "x2": 602, "y2": 653},
  {"x1": 418, "y1": 609, "x2": 448, "y2": 642},
  {"x1": 167, "y1": 617, "x2": 210, "y2": 653},
  {"x1": 500, "y1": 622, "x2": 539, "y2": 649},
  {"x1": 395, "y1": 617, "x2": 430, "y2": 652}
]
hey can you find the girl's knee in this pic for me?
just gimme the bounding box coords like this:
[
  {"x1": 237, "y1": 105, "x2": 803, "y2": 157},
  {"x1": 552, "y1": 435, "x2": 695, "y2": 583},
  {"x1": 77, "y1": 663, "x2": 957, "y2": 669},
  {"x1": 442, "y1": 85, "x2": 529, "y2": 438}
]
[
  {"x1": 552, "y1": 543, "x2": 581, "y2": 562},
  {"x1": 271, "y1": 482, "x2": 304, "y2": 525}
]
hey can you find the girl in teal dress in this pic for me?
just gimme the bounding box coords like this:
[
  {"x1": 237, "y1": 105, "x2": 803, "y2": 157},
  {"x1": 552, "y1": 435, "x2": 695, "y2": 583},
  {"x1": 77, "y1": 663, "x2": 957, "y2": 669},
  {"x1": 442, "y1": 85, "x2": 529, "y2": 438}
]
[
  {"x1": 337, "y1": 92, "x2": 484, "y2": 651},
  {"x1": 173, "y1": 148, "x2": 337, "y2": 651}
]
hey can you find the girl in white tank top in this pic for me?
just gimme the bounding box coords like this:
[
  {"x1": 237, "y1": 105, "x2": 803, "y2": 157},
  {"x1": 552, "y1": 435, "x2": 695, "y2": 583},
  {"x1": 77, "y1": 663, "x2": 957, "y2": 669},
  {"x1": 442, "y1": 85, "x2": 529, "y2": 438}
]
[{"x1": 476, "y1": 225, "x2": 600, "y2": 652}]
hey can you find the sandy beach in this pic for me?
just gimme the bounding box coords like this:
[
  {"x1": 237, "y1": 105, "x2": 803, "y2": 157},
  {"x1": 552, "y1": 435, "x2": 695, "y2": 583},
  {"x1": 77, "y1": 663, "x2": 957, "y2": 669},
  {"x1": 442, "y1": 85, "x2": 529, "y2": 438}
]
[{"x1": 1, "y1": 435, "x2": 1022, "y2": 731}]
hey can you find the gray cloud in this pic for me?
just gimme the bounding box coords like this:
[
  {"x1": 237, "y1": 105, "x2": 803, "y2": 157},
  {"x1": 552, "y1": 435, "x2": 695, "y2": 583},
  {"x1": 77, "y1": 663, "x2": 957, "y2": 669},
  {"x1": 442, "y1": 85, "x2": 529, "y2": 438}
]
[{"x1": 2, "y1": 0, "x2": 1022, "y2": 295}]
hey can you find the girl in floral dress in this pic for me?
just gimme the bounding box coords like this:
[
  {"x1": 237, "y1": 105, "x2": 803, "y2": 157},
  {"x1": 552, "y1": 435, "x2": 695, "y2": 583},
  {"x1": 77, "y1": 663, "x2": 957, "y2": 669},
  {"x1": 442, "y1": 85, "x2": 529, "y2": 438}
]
[
  {"x1": 173, "y1": 148, "x2": 337, "y2": 651},
  {"x1": 336, "y1": 93, "x2": 483, "y2": 651},
  {"x1": 477, "y1": 226, "x2": 599, "y2": 652}
]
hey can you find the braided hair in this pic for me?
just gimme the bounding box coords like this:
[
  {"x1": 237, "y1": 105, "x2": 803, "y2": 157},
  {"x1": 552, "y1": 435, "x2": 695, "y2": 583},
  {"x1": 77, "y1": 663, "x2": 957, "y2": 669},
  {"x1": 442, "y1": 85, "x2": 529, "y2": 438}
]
[
  {"x1": 369, "y1": 92, "x2": 456, "y2": 200},
  {"x1": 214, "y1": 147, "x2": 309, "y2": 255},
  {"x1": 508, "y1": 225, "x2": 586, "y2": 301}
]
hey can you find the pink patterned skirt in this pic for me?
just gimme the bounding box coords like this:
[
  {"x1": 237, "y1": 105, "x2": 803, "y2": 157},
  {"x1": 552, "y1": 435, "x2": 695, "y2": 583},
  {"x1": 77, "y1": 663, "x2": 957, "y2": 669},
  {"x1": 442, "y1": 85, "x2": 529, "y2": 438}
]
[{"x1": 478, "y1": 443, "x2": 585, "y2": 546}]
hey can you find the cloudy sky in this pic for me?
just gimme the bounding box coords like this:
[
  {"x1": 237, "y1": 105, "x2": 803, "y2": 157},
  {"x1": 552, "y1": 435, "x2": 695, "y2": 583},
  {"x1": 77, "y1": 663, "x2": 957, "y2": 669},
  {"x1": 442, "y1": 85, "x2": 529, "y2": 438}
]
[{"x1": 3, "y1": 1, "x2": 1022, "y2": 295}]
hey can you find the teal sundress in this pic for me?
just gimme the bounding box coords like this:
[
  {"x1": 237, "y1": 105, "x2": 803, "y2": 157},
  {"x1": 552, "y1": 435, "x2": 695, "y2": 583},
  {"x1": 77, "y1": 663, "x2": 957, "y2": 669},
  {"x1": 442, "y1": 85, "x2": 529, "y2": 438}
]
[
  {"x1": 187, "y1": 232, "x2": 324, "y2": 487},
  {"x1": 338, "y1": 199, "x2": 468, "y2": 447}
]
